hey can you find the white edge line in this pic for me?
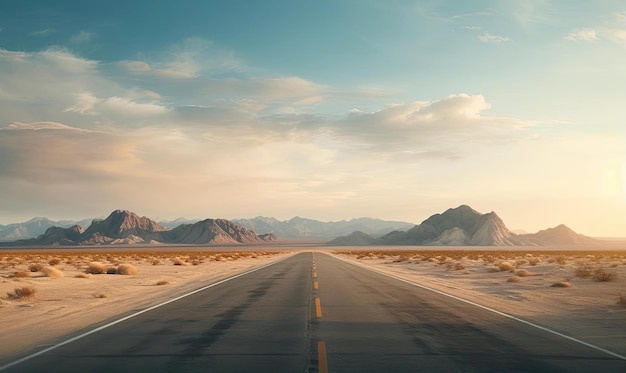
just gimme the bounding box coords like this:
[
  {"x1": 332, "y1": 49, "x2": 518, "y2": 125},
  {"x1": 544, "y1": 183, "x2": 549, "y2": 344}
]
[
  {"x1": 330, "y1": 253, "x2": 626, "y2": 361},
  {"x1": 0, "y1": 253, "x2": 294, "y2": 371}
]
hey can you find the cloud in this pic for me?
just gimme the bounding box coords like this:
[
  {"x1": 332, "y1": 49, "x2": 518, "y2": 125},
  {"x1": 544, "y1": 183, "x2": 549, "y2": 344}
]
[
  {"x1": 565, "y1": 13, "x2": 626, "y2": 45},
  {"x1": 3, "y1": 121, "x2": 92, "y2": 132},
  {"x1": 478, "y1": 33, "x2": 509, "y2": 43},
  {"x1": 69, "y1": 31, "x2": 93, "y2": 44},
  {"x1": 118, "y1": 37, "x2": 244, "y2": 79},
  {"x1": 565, "y1": 28, "x2": 598, "y2": 41},
  {"x1": 31, "y1": 28, "x2": 55, "y2": 36}
]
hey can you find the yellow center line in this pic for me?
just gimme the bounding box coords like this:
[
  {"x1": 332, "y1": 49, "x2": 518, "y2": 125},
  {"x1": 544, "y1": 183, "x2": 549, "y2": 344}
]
[
  {"x1": 313, "y1": 281, "x2": 319, "y2": 290},
  {"x1": 315, "y1": 297, "x2": 323, "y2": 318},
  {"x1": 318, "y1": 341, "x2": 328, "y2": 373},
  {"x1": 313, "y1": 272, "x2": 317, "y2": 278}
]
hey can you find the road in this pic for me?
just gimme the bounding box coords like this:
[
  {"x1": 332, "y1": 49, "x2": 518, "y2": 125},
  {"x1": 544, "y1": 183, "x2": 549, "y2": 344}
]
[{"x1": 3, "y1": 252, "x2": 625, "y2": 372}]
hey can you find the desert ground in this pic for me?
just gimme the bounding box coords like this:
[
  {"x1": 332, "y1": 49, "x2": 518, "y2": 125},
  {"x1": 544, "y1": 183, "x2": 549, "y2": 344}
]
[
  {"x1": 0, "y1": 248, "x2": 292, "y2": 363},
  {"x1": 1, "y1": 246, "x2": 626, "y2": 364},
  {"x1": 332, "y1": 247, "x2": 626, "y2": 356}
]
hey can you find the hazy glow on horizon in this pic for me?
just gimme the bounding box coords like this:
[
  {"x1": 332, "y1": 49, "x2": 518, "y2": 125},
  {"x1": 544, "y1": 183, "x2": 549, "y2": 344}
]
[{"x1": 0, "y1": 1, "x2": 625, "y2": 236}]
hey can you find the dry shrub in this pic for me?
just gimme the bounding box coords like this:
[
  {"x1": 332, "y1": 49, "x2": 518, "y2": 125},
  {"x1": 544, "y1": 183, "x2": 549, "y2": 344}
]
[
  {"x1": 575, "y1": 263, "x2": 594, "y2": 278},
  {"x1": 593, "y1": 268, "x2": 617, "y2": 282},
  {"x1": 151, "y1": 260, "x2": 160, "y2": 266},
  {"x1": 75, "y1": 273, "x2": 92, "y2": 279},
  {"x1": 28, "y1": 263, "x2": 43, "y2": 272},
  {"x1": 8, "y1": 286, "x2": 36, "y2": 300},
  {"x1": 507, "y1": 276, "x2": 523, "y2": 283},
  {"x1": 12, "y1": 270, "x2": 30, "y2": 278},
  {"x1": 94, "y1": 293, "x2": 107, "y2": 298},
  {"x1": 551, "y1": 281, "x2": 572, "y2": 288},
  {"x1": 515, "y1": 269, "x2": 533, "y2": 277},
  {"x1": 555, "y1": 256, "x2": 567, "y2": 265},
  {"x1": 498, "y1": 262, "x2": 515, "y2": 272},
  {"x1": 528, "y1": 257, "x2": 541, "y2": 266},
  {"x1": 106, "y1": 267, "x2": 118, "y2": 275},
  {"x1": 48, "y1": 258, "x2": 61, "y2": 266},
  {"x1": 172, "y1": 257, "x2": 186, "y2": 266},
  {"x1": 85, "y1": 262, "x2": 107, "y2": 274},
  {"x1": 454, "y1": 263, "x2": 465, "y2": 271},
  {"x1": 117, "y1": 263, "x2": 138, "y2": 275},
  {"x1": 41, "y1": 266, "x2": 63, "y2": 278},
  {"x1": 156, "y1": 280, "x2": 169, "y2": 286}
]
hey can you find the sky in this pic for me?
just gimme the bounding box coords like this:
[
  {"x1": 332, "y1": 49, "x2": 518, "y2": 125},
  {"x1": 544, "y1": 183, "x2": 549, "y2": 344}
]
[{"x1": 0, "y1": 0, "x2": 625, "y2": 236}]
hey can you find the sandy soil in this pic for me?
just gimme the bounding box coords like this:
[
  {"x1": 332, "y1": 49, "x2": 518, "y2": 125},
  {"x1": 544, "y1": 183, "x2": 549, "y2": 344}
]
[
  {"x1": 331, "y1": 247, "x2": 626, "y2": 357},
  {"x1": 0, "y1": 248, "x2": 292, "y2": 364}
]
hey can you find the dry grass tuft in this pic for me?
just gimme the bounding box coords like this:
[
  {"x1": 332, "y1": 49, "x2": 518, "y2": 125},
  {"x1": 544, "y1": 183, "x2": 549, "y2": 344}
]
[
  {"x1": 106, "y1": 267, "x2": 118, "y2": 275},
  {"x1": 515, "y1": 269, "x2": 534, "y2": 277},
  {"x1": 551, "y1": 281, "x2": 572, "y2": 288},
  {"x1": 172, "y1": 257, "x2": 186, "y2": 266},
  {"x1": 12, "y1": 270, "x2": 30, "y2": 278},
  {"x1": 41, "y1": 266, "x2": 63, "y2": 278},
  {"x1": 593, "y1": 268, "x2": 617, "y2": 282},
  {"x1": 116, "y1": 263, "x2": 138, "y2": 275},
  {"x1": 8, "y1": 286, "x2": 36, "y2": 300},
  {"x1": 28, "y1": 263, "x2": 44, "y2": 272},
  {"x1": 498, "y1": 261, "x2": 515, "y2": 272},
  {"x1": 507, "y1": 276, "x2": 523, "y2": 283},
  {"x1": 85, "y1": 262, "x2": 107, "y2": 274},
  {"x1": 156, "y1": 280, "x2": 169, "y2": 286},
  {"x1": 94, "y1": 293, "x2": 107, "y2": 298},
  {"x1": 48, "y1": 258, "x2": 61, "y2": 266},
  {"x1": 575, "y1": 263, "x2": 594, "y2": 278},
  {"x1": 527, "y1": 257, "x2": 541, "y2": 266}
]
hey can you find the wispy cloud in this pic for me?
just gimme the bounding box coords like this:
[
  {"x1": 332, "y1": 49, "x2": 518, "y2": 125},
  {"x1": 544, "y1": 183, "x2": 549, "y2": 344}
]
[
  {"x1": 31, "y1": 28, "x2": 55, "y2": 36},
  {"x1": 564, "y1": 12, "x2": 626, "y2": 45},
  {"x1": 478, "y1": 33, "x2": 509, "y2": 43},
  {"x1": 69, "y1": 30, "x2": 93, "y2": 44},
  {"x1": 565, "y1": 28, "x2": 598, "y2": 42}
]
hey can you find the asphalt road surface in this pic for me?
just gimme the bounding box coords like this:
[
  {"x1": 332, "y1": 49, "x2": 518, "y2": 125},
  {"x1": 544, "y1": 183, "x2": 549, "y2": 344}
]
[{"x1": 2, "y1": 252, "x2": 625, "y2": 372}]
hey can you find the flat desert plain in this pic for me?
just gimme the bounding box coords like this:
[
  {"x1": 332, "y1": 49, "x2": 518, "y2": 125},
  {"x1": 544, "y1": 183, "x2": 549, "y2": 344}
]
[
  {"x1": 0, "y1": 248, "x2": 292, "y2": 363},
  {"x1": 333, "y1": 247, "x2": 626, "y2": 356},
  {"x1": 1, "y1": 246, "x2": 626, "y2": 364}
]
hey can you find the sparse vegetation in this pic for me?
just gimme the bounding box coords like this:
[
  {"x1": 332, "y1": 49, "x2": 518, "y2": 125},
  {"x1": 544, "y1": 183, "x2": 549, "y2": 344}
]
[
  {"x1": 12, "y1": 270, "x2": 30, "y2": 278},
  {"x1": 28, "y1": 263, "x2": 43, "y2": 272},
  {"x1": 48, "y1": 258, "x2": 61, "y2": 266},
  {"x1": 8, "y1": 286, "x2": 36, "y2": 300},
  {"x1": 593, "y1": 268, "x2": 617, "y2": 282},
  {"x1": 116, "y1": 263, "x2": 138, "y2": 275},
  {"x1": 498, "y1": 261, "x2": 515, "y2": 272},
  {"x1": 551, "y1": 281, "x2": 572, "y2": 288},
  {"x1": 515, "y1": 269, "x2": 533, "y2": 277},
  {"x1": 41, "y1": 266, "x2": 63, "y2": 278},
  {"x1": 156, "y1": 280, "x2": 169, "y2": 286},
  {"x1": 85, "y1": 262, "x2": 107, "y2": 274}
]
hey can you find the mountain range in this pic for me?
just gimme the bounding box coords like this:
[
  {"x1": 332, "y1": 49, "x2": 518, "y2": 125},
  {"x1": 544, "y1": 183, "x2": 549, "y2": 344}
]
[
  {"x1": 0, "y1": 215, "x2": 413, "y2": 241},
  {"x1": 330, "y1": 205, "x2": 599, "y2": 246},
  {"x1": 232, "y1": 216, "x2": 414, "y2": 238},
  {"x1": 8, "y1": 210, "x2": 274, "y2": 246},
  {"x1": 2, "y1": 205, "x2": 600, "y2": 246}
]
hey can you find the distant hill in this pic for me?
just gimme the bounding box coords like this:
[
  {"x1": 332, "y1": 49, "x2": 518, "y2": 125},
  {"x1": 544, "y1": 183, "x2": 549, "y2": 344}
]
[
  {"x1": 232, "y1": 216, "x2": 414, "y2": 239},
  {"x1": 157, "y1": 217, "x2": 202, "y2": 229},
  {"x1": 11, "y1": 210, "x2": 274, "y2": 246},
  {"x1": 0, "y1": 217, "x2": 93, "y2": 241},
  {"x1": 331, "y1": 205, "x2": 599, "y2": 246},
  {"x1": 328, "y1": 231, "x2": 381, "y2": 246}
]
